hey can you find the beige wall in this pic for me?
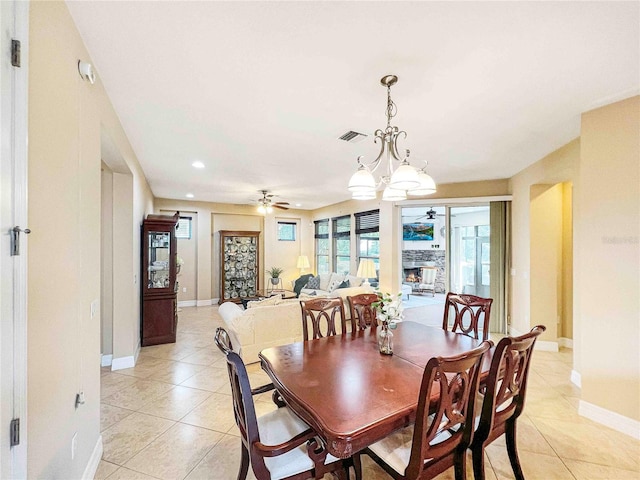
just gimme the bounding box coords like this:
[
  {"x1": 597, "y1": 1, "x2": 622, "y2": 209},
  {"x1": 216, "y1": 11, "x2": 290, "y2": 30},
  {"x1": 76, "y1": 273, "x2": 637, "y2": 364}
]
[
  {"x1": 508, "y1": 139, "x2": 579, "y2": 339},
  {"x1": 154, "y1": 198, "x2": 314, "y2": 301},
  {"x1": 577, "y1": 96, "x2": 639, "y2": 422},
  {"x1": 161, "y1": 211, "x2": 197, "y2": 303},
  {"x1": 417, "y1": 178, "x2": 510, "y2": 200},
  {"x1": 101, "y1": 165, "x2": 113, "y2": 356},
  {"x1": 28, "y1": 2, "x2": 154, "y2": 477},
  {"x1": 530, "y1": 184, "x2": 563, "y2": 340},
  {"x1": 561, "y1": 182, "x2": 573, "y2": 338}
]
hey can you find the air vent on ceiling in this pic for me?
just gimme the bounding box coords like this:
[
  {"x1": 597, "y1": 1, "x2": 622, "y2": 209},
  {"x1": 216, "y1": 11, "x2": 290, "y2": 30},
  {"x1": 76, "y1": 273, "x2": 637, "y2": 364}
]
[{"x1": 338, "y1": 130, "x2": 368, "y2": 143}]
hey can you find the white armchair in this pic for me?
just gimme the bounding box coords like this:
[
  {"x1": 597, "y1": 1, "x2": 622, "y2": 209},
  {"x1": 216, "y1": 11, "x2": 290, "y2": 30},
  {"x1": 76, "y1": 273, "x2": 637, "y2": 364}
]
[{"x1": 416, "y1": 267, "x2": 437, "y2": 297}]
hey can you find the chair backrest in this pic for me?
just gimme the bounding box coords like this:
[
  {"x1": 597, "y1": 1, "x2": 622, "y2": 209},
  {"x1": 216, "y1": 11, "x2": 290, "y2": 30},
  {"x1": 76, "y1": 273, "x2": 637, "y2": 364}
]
[
  {"x1": 442, "y1": 292, "x2": 493, "y2": 341},
  {"x1": 300, "y1": 297, "x2": 347, "y2": 341},
  {"x1": 475, "y1": 325, "x2": 546, "y2": 444},
  {"x1": 420, "y1": 267, "x2": 437, "y2": 286},
  {"x1": 214, "y1": 327, "x2": 269, "y2": 476},
  {"x1": 347, "y1": 293, "x2": 379, "y2": 331},
  {"x1": 405, "y1": 341, "x2": 492, "y2": 479}
]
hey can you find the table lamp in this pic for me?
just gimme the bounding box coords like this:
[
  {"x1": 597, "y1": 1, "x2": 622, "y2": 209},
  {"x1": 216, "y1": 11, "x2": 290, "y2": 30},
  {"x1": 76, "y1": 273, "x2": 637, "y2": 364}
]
[
  {"x1": 357, "y1": 258, "x2": 377, "y2": 288},
  {"x1": 296, "y1": 255, "x2": 310, "y2": 274}
]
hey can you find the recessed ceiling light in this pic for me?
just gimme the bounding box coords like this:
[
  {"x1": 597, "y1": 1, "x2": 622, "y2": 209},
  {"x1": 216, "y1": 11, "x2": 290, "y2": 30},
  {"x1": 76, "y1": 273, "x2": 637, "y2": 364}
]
[
  {"x1": 192, "y1": 161, "x2": 205, "y2": 169},
  {"x1": 295, "y1": 203, "x2": 302, "y2": 207},
  {"x1": 185, "y1": 193, "x2": 194, "y2": 198}
]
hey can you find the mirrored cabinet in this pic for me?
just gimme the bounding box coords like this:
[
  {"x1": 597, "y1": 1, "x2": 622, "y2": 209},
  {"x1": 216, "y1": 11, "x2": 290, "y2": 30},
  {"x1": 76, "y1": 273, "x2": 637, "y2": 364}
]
[
  {"x1": 219, "y1": 230, "x2": 260, "y2": 303},
  {"x1": 141, "y1": 213, "x2": 178, "y2": 346}
]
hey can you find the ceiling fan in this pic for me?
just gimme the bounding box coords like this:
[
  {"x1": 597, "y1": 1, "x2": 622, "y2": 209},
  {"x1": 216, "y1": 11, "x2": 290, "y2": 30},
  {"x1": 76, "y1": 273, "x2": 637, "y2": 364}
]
[
  {"x1": 415, "y1": 208, "x2": 444, "y2": 221},
  {"x1": 255, "y1": 190, "x2": 289, "y2": 213}
]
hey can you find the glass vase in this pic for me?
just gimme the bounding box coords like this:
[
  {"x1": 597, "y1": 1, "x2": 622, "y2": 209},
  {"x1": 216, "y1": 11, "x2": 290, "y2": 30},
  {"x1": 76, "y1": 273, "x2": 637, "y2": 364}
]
[{"x1": 378, "y1": 321, "x2": 394, "y2": 355}]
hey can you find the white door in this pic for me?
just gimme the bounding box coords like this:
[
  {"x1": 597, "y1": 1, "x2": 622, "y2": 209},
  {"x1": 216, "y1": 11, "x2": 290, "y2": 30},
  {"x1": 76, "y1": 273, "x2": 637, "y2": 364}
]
[{"x1": 0, "y1": 0, "x2": 28, "y2": 477}]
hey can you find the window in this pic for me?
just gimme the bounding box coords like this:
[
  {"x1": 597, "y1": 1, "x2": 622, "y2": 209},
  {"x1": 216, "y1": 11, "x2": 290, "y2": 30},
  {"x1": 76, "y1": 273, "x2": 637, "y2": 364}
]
[
  {"x1": 314, "y1": 219, "x2": 330, "y2": 275},
  {"x1": 356, "y1": 209, "x2": 380, "y2": 277},
  {"x1": 332, "y1": 215, "x2": 351, "y2": 275},
  {"x1": 175, "y1": 216, "x2": 192, "y2": 239},
  {"x1": 277, "y1": 221, "x2": 296, "y2": 241}
]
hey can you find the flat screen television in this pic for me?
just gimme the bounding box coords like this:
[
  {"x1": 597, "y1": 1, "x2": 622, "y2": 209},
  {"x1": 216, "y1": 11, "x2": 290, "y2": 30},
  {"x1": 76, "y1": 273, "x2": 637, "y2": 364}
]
[{"x1": 403, "y1": 222, "x2": 434, "y2": 241}]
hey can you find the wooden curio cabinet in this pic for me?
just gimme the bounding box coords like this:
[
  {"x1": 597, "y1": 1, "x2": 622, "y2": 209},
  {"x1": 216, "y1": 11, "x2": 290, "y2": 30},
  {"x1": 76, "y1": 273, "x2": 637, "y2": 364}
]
[
  {"x1": 141, "y1": 213, "x2": 179, "y2": 346},
  {"x1": 219, "y1": 230, "x2": 260, "y2": 304}
]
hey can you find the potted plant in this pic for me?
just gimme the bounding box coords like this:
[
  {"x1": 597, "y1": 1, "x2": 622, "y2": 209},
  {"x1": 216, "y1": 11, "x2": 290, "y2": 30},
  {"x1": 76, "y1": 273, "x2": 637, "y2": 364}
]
[{"x1": 267, "y1": 266, "x2": 284, "y2": 285}]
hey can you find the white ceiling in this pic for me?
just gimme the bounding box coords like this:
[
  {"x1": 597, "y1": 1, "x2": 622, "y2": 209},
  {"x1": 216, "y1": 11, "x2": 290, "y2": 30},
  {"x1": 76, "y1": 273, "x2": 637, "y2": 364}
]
[{"x1": 67, "y1": 1, "x2": 639, "y2": 210}]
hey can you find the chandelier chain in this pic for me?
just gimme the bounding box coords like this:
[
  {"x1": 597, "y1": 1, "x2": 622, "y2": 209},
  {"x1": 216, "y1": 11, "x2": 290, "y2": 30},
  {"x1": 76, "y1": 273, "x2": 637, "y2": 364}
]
[{"x1": 386, "y1": 84, "x2": 397, "y2": 128}]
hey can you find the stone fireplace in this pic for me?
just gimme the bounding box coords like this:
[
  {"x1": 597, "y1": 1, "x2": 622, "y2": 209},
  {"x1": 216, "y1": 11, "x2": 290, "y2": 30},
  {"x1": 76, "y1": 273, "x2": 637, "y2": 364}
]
[{"x1": 402, "y1": 250, "x2": 446, "y2": 293}]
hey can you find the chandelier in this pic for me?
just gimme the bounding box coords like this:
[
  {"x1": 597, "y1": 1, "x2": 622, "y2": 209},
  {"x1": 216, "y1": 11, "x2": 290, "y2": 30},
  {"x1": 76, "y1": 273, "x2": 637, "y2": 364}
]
[{"x1": 348, "y1": 75, "x2": 436, "y2": 201}]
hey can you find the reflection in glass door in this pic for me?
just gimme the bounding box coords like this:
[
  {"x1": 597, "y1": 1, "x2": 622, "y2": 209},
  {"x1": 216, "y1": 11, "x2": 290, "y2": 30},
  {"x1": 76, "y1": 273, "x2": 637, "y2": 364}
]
[{"x1": 449, "y1": 207, "x2": 490, "y2": 297}]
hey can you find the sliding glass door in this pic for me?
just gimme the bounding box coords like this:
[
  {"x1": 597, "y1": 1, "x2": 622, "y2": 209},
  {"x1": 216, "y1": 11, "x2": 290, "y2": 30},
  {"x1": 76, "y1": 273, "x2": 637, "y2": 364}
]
[{"x1": 449, "y1": 206, "x2": 490, "y2": 297}]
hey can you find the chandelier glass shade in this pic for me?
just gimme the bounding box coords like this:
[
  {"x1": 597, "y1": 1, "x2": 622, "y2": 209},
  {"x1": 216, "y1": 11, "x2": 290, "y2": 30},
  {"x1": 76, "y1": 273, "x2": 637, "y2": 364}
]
[{"x1": 347, "y1": 75, "x2": 436, "y2": 201}]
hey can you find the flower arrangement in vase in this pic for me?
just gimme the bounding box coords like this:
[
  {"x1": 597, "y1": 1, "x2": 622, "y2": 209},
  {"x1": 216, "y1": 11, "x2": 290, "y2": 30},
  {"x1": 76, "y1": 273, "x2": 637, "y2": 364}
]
[{"x1": 372, "y1": 291, "x2": 404, "y2": 355}]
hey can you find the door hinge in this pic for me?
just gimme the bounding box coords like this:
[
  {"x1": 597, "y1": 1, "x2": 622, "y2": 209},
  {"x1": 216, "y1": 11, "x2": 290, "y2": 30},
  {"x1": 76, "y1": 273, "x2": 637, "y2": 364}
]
[
  {"x1": 11, "y1": 39, "x2": 21, "y2": 67},
  {"x1": 10, "y1": 418, "x2": 19, "y2": 447}
]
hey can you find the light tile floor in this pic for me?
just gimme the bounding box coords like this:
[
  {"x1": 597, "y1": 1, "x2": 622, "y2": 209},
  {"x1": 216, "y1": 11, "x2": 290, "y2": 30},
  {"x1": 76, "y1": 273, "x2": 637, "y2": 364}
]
[{"x1": 97, "y1": 306, "x2": 640, "y2": 480}]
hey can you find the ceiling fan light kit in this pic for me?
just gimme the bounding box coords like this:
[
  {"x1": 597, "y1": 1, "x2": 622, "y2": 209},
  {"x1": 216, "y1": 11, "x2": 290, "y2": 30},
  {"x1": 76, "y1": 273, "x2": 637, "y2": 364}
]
[
  {"x1": 347, "y1": 75, "x2": 437, "y2": 201},
  {"x1": 256, "y1": 190, "x2": 289, "y2": 214}
]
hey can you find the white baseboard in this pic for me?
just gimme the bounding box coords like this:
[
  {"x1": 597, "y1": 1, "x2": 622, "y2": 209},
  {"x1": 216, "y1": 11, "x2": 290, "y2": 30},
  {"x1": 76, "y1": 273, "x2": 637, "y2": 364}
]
[
  {"x1": 570, "y1": 370, "x2": 581, "y2": 388},
  {"x1": 579, "y1": 400, "x2": 640, "y2": 440},
  {"x1": 197, "y1": 299, "x2": 213, "y2": 307},
  {"x1": 211, "y1": 297, "x2": 220, "y2": 305},
  {"x1": 100, "y1": 354, "x2": 113, "y2": 367},
  {"x1": 508, "y1": 327, "x2": 560, "y2": 351},
  {"x1": 82, "y1": 435, "x2": 103, "y2": 480},
  {"x1": 558, "y1": 337, "x2": 573, "y2": 348},
  {"x1": 111, "y1": 355, "x2": 135, "y2": 370},
  {"x1": 178, "y1": 300, "x2": 196, "y2": 307},
  {"x1": 535, "y1": 340, "x2": 559, "y2": 352}
]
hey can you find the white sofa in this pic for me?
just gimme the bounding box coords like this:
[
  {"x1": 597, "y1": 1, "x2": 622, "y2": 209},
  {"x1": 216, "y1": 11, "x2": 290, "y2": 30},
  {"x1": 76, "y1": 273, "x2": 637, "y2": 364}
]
[
  {"x1": 219, "y1": 283, "x2": 374, "y2": 363},
  {"x1": 300, "y1": 272, "x2": 368, "y2": 297}
]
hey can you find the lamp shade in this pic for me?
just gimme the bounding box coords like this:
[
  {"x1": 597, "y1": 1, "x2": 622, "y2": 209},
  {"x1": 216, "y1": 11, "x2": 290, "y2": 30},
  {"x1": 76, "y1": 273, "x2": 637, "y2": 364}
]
[
  {"x1": 389, "y1": 161, "x2": 420, "y2": 190},
  {"x1": 348, "y1": 166, "x2": 376, "y2": 192},
  {"x1": 357, "y1": 258, "x2": 377, "y2": 279},
  {"x1": 296, "y1": 255, "x2": 310, "y2": 269},
  {"x1": 352, "y1": 189, "x2": 377, "y2": 200},
  {"x1": 382, "y1": 186, "x2": 407, "y2": 202},
  {"x1": 408, "y1": 171, "x2": 437, "y2": 196}
]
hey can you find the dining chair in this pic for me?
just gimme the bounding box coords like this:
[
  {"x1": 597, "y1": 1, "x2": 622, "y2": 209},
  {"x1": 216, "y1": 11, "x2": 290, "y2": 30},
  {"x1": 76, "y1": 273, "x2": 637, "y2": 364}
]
[
  {"x1": 214, "y1": 327, "x2": 352, "y2": 480},
  {"x1": 470, "y1": 325, "x2": 546, "y2": 480},
  {"x1": 347, "y1": 293, "x2": 379, "y2": 332},
  {"x1": 358, "y1": 341, "x2": 492, "y2": 480},
  {"x1": 442, "y1": 292, "x2": 493, "y2": 341},
  {"x1": 300, "y1": 297, "x2": 347, "y2": 341}
]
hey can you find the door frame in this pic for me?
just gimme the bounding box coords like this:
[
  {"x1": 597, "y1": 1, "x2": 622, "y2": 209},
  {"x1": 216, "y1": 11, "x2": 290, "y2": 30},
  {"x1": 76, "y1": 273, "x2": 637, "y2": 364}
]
[{"x1": 0, "y1": 0, "x2": 29, "y2": 477}]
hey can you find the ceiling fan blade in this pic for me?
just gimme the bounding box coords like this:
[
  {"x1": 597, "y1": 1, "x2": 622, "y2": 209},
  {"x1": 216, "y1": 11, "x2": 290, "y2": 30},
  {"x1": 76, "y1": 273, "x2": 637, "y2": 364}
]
[
  {"x1": 273, "y1": 205, "x2": 289, "y2": 210},
  {"x1": 274, "y1": 202, "x2": 289, "y2": 206}
]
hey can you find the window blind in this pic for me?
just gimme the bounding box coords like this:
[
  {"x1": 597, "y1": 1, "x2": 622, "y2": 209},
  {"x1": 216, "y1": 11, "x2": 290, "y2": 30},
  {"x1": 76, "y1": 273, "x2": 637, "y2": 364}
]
[
  {"x1": 314, "y1": 219, "x2": 329, "y2": 238},
  {"x1": 355, "y1": 209, "x2": 379, "y2": 235},
  {"x1": 332, "y1": 215, "x2": 351, "y2": 238}
]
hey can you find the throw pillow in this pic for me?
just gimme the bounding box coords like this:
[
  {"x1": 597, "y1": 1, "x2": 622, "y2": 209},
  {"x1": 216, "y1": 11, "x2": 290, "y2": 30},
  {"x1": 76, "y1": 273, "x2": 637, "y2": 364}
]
[
  {"x1": 327, "y1": 278, "x2": 344, "y2": 292},
  {"x1": 293, "y1": 273, "x2": 314, "y2": 297},
  {"x1": 336, "y1": 280, "x2": 350, "y2": 289},
  {"x1": 247, "y1": 294, "x2": 282, "y2": 309},
  {"x1": 305, "y1": 275, "x2": 321, "y2": 290}
]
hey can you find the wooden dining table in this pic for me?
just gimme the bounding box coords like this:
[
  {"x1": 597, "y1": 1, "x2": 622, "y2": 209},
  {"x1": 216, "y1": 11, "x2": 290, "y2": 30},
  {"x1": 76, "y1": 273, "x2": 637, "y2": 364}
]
[{"x1": 259, "y1": 321, "x2": 492, "y2": 459}]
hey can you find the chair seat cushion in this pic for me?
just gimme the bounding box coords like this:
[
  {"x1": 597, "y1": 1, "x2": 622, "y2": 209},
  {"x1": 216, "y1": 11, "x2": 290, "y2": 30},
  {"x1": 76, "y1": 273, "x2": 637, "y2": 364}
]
[
  {"x1": 368, "y1": 422, "x2": 454, "y2": 475},
  {"x1": 259, "y1": 407, "x2": 339, "y2": 480},
  {"x1": 368, "y1": 425, "x2": 414, "y2": 475}
]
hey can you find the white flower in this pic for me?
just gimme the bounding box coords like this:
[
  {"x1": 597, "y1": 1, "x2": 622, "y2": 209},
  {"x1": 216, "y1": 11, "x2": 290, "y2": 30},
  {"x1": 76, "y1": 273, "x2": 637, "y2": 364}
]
[{"x1": 374, "y1": 291, "x2": 405, "y2": 322}]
